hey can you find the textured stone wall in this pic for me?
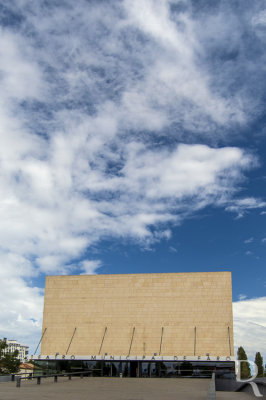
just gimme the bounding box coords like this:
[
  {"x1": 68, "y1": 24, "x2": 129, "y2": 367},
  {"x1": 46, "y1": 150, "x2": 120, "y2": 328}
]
[{"x1": 41, "y1": 272, "x2": 234, "y2": 357}]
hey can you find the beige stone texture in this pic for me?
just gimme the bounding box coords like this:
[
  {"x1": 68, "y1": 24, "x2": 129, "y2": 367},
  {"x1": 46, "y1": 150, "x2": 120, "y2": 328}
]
[{"x1": 41, "y1": 272, "x2": 234, "y2": 357}]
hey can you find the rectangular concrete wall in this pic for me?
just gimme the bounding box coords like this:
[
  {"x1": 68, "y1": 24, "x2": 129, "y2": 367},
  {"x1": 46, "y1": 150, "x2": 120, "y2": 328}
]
[{"x1": 41, "y1": 271, "x2": 234, "y2": 357}]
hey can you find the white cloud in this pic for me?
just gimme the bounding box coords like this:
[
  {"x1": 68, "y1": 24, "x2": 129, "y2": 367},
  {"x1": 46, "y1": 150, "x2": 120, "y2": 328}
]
[
  {"x1": 226, "y1": 198, "x2": 266, "y2": 219},
  {"x1": 238, "y1": 294, "x2": 247, "y2": 301},
  {"x1": 169, "y1": 246, "x2": 178, "y2": 253},
  {"x1": 253, "y1": 10, "x2": 266, "y2": 24},
  {"x1": 0, "y1": 28, "x2": 43, "y2": 100},
  {"x1": 233, "y1": 297, "x2": 266, "y2": 361},
  {"x1": 0, "y1": 276, "x2": 43, "y2": 355},
  {"x1": 120, "y1": 0, "x2": 246, "y2": 133},
  {"x1": 244, "y1": 237, "x2": 254, "y2": 244},
  {"x1": 79, "y1": 260, "x2": 102, "y2": 275}
]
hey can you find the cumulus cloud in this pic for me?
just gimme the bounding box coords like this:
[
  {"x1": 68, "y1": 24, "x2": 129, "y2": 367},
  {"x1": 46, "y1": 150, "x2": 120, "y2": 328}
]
[
  {"x1": 79, "y1": 260, "x2": 102, "y2": 275},
  {"x1": 0, "y1": 0, "x2": 265, "y2": 351}
]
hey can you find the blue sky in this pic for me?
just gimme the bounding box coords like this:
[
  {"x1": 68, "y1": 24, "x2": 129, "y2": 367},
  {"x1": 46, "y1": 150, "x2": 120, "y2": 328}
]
[{"x1": 0, "y1": 0, "x2": 265, "y2": 360}]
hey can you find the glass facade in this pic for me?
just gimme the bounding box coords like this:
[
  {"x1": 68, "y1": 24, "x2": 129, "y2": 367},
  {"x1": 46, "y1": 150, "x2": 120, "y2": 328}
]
[{"x1": 32, "y1": 360, "x2": 235, "y2": 379}]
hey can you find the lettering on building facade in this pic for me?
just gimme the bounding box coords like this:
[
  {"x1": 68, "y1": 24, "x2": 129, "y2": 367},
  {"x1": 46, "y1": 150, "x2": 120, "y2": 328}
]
[{"x1": 33, "y1": 354, "x2": 233, "y2": 361}]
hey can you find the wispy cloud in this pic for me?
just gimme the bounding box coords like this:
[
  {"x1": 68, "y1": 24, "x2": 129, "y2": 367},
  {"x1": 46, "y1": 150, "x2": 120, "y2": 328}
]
[
  {"x1": 169, "y1": 246, "x2": 178, "y2": 253},
  {"x1": 244, "y1": 237, "x2": 254, "y2": 244},
  {"x1": 226, "y1": 198, "x2": 266, "y2": 219},
  {"x1": 238, "y1": 294, "x2": 247, "y2": 301}
]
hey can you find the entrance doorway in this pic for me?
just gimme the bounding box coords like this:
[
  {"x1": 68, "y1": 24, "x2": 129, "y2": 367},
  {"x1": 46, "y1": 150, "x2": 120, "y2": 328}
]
[{"x1": 130, "y1": 361, "x2": 138, "y2": 377}]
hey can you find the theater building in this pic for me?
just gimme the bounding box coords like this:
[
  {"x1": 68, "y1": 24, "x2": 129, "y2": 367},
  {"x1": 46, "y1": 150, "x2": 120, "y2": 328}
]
[{"x1": 31, "y1": 271, "x2": 235, "y2": 377}]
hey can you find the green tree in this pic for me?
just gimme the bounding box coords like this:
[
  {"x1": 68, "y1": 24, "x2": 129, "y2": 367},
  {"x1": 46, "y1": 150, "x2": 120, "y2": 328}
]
[
  {"x1": 237, "y1": 346, "x2": 251, "y2": 379},
  {"x1": 0, "y1": 338, "x2": 20, "y2": 374},
  {"x1": 255, "y1": 352, "x2": 264, "y2": 378},
  {"x1": 0, "y1": 338, "x2": 7, "y2": 357}
]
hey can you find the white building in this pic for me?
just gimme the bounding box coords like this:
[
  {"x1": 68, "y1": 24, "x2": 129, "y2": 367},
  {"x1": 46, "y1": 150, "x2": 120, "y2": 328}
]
[{"x1": 2, "y1": 339, "x2": 29, "y2": 362}]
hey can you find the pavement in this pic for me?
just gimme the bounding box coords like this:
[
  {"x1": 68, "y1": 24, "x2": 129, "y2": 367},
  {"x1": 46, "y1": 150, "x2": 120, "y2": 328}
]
[{"x1": 0, "y1": 377, "x2": 256, "y2": 400}]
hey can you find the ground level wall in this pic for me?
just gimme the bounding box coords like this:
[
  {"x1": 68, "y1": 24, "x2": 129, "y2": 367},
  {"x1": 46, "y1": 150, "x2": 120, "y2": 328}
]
[{"x1": 33, "y1": 359, "x2": 235, "y2": 379}]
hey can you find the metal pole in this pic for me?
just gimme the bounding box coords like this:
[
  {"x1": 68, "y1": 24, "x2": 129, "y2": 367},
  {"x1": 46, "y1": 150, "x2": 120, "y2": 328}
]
[
  {"x1": 66, "y1": 327, "x2": 77, "y2": 355},
  {"x1": 98, "y1": 327, "x2": 107, "y2": 355},
  {"x1": 34, "y1": 328, "x2": 47, "y2": 355},
  {"x1": 194, "y1": 326, "x2": 197, "y2": 356},
  {"x1": 159, "y1": 327, "x2": 164, "y2": 355},
  {"x1": 128, "y1": 327, "x2": 135, "y2": 356}
]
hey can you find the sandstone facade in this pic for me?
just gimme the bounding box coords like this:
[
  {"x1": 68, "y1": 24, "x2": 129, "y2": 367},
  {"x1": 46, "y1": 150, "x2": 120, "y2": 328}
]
[{"x1": 41, "y1": 271, "x2": 234, "y2": 357}]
